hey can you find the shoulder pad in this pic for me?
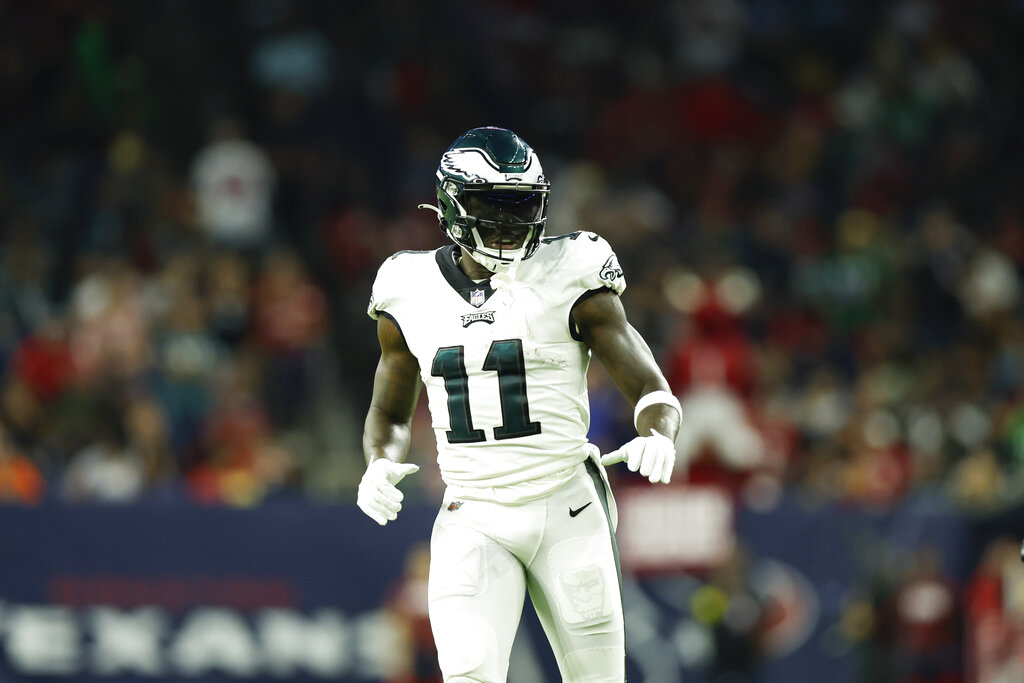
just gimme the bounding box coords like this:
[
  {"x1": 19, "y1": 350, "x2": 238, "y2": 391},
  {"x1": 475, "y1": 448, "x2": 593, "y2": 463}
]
[
  {"x1": 368, "y1": 251, "x2": 429, "y2": 319},
  {"x1": 538, "y1": 231, "x2": 625, "y2": 296}
]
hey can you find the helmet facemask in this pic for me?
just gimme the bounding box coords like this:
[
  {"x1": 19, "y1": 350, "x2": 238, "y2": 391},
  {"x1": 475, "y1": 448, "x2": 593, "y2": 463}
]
[{"x1": 446, "y1": 187, "x2": 547, "y2": 272}]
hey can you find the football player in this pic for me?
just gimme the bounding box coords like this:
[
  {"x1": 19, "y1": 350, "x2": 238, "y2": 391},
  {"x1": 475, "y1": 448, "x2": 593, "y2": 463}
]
[{"x1": 359, "y1": 127, "x2": 681, "y2": 682}]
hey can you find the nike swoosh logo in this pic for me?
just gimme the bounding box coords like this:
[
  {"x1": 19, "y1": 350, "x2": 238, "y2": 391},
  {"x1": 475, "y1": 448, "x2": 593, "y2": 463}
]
[{"x1": 569, "y1": 502, "x2": 593, "y2": 518}]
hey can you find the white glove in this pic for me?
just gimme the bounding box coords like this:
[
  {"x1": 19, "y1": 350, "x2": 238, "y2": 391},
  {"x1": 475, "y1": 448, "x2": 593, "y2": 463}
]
[
  {"x1": 357, "y1": 459, "x2": 420, "y2": 525},
  {"x1": 600, "y1": 429, "x2": 676, "y2": 484}
]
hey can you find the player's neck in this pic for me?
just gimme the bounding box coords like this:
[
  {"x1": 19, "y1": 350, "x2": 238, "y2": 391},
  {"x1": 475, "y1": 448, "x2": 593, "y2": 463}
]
[{"x1": 457, "y1": 248, "x2": 495, "y2": 281}]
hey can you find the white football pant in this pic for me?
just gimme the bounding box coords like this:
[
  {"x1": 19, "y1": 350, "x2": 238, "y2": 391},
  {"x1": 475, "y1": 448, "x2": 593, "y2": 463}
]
[{"x1": 428, "y1": 459, "x2": 624, "y2": 682}]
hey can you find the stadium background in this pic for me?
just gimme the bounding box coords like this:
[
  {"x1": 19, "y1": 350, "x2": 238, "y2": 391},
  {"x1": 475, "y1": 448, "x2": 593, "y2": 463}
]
[{"x1": 1, "y1": 0, "x2": 1023, "y2": 681}]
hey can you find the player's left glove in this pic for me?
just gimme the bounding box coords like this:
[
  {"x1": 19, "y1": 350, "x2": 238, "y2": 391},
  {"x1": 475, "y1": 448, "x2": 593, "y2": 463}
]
[
  {"x1": 600, "y1": 429, "x2": 676, "y2": 484},
  {"x1": 357, "y1": 459, "x2": 420, "y2": 526}
]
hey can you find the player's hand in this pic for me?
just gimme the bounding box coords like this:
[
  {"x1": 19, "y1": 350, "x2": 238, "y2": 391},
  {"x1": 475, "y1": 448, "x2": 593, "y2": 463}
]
[
  {"x1": 600, "y1": 429, "x2": 676, "y2": 484},
  {"x1": 357, "y1": 459, "x2": 420, "y2": 525}
]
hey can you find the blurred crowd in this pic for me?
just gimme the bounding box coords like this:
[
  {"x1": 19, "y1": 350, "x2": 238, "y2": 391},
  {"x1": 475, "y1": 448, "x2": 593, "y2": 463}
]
[
  {"x1": 0, "y1": 0, "x2": 1022, "y2": 512},
  {"x1": 2, "y1": 0, "x2": 1024, "y2": 680}
]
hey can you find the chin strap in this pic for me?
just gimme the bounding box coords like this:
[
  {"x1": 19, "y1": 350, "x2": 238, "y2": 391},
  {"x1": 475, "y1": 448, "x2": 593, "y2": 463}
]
[
  {"x1": 506, "y1": 247, "x2": 525, "y2": 283},
  {"x1": 491, "y1": 248, "x2": 524, "y2": 306},
  {"x1": 417, "y1": 203, "x2": 443, "y2": 218},
  {"x1": 491, "y1": 248, "x2": 534, "y2": 344}
]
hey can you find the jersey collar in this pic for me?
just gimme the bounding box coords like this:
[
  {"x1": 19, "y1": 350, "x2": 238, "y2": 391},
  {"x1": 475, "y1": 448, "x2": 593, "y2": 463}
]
[{"x1": 435, "y1": 245, "x2": 497, "y2": 308}]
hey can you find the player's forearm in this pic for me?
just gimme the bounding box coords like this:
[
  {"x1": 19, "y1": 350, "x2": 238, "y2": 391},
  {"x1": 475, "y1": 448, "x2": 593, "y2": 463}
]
[
  {"x1": 362, "y1": 405, "x2": 413, "y2": 465},
  {"x1": 636, "y1": 400, "x2": 680, "y2": 441}
]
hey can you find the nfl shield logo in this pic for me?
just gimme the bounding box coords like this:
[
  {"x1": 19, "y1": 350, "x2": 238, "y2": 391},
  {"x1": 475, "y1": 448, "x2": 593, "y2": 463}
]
[{"x1": 470, "y1": 288, "x2": 485, "y2": 307}]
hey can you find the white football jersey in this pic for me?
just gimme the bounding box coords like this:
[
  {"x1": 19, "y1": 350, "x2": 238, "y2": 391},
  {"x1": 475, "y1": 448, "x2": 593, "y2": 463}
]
[{"x1": 368, "y1": 231, "x2": 626, "y2": 497}]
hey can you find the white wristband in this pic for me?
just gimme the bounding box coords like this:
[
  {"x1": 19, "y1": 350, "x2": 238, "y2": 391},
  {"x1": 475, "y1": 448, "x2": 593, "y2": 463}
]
[{"x1": 633, "y1": 390, "x2": 682, "y2": 431}]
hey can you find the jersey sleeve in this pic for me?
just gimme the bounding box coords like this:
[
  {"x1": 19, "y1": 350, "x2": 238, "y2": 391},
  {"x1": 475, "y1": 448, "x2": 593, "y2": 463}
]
[
  {"x1": 367, "y1": 253, "x2": 405, "y2": 321},
  {"x1": 573, "y1": 231, "x2": 626, "y2": 296}
]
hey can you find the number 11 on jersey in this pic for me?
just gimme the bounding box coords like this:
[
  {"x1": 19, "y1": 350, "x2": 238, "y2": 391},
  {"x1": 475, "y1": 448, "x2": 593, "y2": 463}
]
[{"x1": 431, "y1": 338, "x2": 542, "y2": 443}]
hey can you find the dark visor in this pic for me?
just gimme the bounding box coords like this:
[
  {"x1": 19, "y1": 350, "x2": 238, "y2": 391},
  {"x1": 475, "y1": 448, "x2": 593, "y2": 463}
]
[{"x1": 463, "y1": 190, "x2": 545, "y2": 224}]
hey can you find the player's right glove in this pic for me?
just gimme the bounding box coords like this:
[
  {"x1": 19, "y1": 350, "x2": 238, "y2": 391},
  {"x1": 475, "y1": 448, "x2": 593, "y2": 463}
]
[
  {"x1": 600, "y1": 429, "x2": 676, "y2": 484},
  {"x1": 357, "y1": 459, "x2": 420, "y2": 526}
]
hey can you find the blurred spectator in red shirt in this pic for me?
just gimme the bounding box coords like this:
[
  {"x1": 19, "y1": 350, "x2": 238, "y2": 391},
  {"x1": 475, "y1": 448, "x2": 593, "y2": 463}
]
[
  {"x1": 964, "y1": 537, "x2": 1024, "y2": 683},
  {"x1": 664, "y1": 267, "x2": 765, "y2": 484},
  {"x1": 889, "y1": 547, "x2": 961, "y2": 682},
  {"x1": 10, "y1": 315, "x2": 74, "y2": 402}
]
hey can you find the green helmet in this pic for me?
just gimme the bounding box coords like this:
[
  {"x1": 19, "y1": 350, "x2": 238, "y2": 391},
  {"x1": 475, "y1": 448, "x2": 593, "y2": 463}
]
[{"x1": 419, "y1": 127, "x2": 550, "y2": 272}]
